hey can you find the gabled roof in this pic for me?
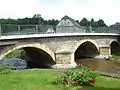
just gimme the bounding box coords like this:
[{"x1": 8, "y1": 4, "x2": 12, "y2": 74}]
[
  {"x1": 38, "y1": 25, "x2": 55, "y2": 33},
  {"x1": 61, "y1": 15, "x2": 84, "y2": 29},
  {"x1": 46, "y1": 26, "x2": 55, "y2": 33},
  {"x1": 109, "y1": 23, "x2": 120, "y2": 30}
]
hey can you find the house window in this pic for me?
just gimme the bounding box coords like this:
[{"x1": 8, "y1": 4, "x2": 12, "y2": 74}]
[
  {"x1": 64, "y1": 22, "x2": 66, "y2": 25},
  {"x1": 61, "y1": 22, "x2": 63, "y2": 25}
]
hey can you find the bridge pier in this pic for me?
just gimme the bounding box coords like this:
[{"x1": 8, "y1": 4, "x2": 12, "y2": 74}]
[
  {"x1": 96, "y1": 46, "x2": 111, "y2": 59},
  {"x1": 52, "y1": 53, "x2": 76, "y2": 68}
]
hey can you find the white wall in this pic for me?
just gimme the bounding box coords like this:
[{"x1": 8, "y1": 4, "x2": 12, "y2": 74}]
[{"x1": 56, "y1": 19, "x2": 85, "y2": 33}]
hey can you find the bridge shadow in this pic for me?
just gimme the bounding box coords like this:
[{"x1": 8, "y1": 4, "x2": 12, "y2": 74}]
[
  {"x1": 23, "y1": 47, "x2": 55, "y2": 69},
  {"x1": 110, "y1": 41, "x2": 120, "y2": 55},
  {"x1": 75, "y1": 41, "x2": 99, "y2": 65}
]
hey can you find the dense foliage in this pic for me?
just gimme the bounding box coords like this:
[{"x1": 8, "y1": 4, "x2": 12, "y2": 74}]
[
  {"x1": 79, "y1": 18, "x2": 107, "y2": 27},
  {"x1": 0, "y1": 14, "x2": 59, "y2": 25},
  {"x1": 0, "y1": 14, "x2": 107, "y2": 27},
  {"x1": 53, "y1": 65, "x2": 99, "y2": 87},
  {"x1": 6, "y1": 51, "x2": 25, "y2": 59}
]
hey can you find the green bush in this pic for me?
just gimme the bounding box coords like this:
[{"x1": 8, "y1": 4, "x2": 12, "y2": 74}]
[
  {"x1": 53, "y1": 65, "x2": 99, "y2": 87},
  {"x1": 0, "y1": 65, "x2": 12, "y2": 74},
  {"x1": 107, "y1": 54, "x2": 120, "y2": 62},
  {"x1": 6, "y1": 51, "x2": 25, "y2": 59}
]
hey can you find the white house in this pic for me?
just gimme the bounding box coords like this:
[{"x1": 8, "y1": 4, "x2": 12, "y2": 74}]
[
  {"x1": 56, "y1": 15, "x2": 85, "y2": 33},
  {"x1": 46, "y1": 26, "x2": 55, "y2": 34}
]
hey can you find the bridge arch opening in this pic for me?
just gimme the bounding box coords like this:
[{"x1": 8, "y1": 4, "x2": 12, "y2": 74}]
[
  {"x1": 110, "y1": 41, "x2": 120, "y2": 55},
  {"x1": 0, "y1": 44, "x2": 55, "y2": 69},
  {"x1": 75, "y1": 41, "x2": 99, "y2": 64},
  {"x1": 23, "y1": 47, "x2": 55, "y2": 68}
]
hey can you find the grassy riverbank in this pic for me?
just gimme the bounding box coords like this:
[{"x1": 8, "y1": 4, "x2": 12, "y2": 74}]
[
  {"x1": 107, "y1": 54, "x2": 120, "y2": 62},
  {"x1": 0, "y1": 69, "x2": 120, "y2": 90}
]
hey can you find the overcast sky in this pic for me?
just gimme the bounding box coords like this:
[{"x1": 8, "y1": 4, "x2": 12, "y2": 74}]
[{"x1": 0, "y1": 0, "x2": 120, "y2": 26}]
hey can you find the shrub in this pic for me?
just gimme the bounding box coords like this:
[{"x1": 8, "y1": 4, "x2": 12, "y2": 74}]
[
  {"x1": 1, "y1": 58, "x2": 27, "y2": 70},
  {"x1": 6, "y1": 50, "x2": 25, "y2": 59},
  {"x1": 53, "y1": 65, "x2": 99, "y2": 87},
  {"x1": 0, "y1": 65, "x2": 12, "y2": 74},
  {"x1": 107, "y1": 54, "x2": 120, "y2": 62}
]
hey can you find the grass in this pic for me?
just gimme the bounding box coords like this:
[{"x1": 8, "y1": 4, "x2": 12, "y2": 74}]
[
  {"x1": 0, "y1": 69, "x2": 65, "y2": 90},
  {"x1": 0, "y1": 69, "x2": 120, "y2": 90},
  {"x1": 84, "y1": 76, "x2": 120, "y2": 90},
  {"x1": 107, "y1": 54, "x2": 120, "y2": 62}
]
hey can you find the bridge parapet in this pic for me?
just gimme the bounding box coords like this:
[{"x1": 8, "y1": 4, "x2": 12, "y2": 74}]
[{"x1": 0, "y1": 24, "x2": 120, "y2": 36}]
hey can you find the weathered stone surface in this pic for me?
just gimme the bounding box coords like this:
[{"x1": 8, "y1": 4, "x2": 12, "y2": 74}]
[
  {"x1": 0, "y1": 35, "x2": 120, "y2": 68},
  {"x1": 99, "y1": 47, "x2": 111, "y2": 55}
]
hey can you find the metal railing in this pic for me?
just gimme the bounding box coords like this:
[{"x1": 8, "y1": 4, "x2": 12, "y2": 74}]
[
  {"x1": 0, "y1": 24, "x2": 120, "y2": 36},
  {"x1": 0, "y1": 24, "x2": 55, "y2": 36}
]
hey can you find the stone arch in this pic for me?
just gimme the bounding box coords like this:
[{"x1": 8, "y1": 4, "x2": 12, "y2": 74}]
[
  {"x1": 0, "y1": 43, "x2": 55, "y2": 61},
  {"x1": 74, "y1": 39, "x2": 99, "y2": 62},
  {"x1": 109, "y1": 40, "x2": 120, "y2": 55},
  {"x1": 74, "y1": 39, "x2": 99, "y2": 52},
  {"x1": 109, "y1": 40, "x2": 120, "y2": 46}
]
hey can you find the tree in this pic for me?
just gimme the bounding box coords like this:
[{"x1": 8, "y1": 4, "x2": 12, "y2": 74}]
[
  {"x1": 32, "y1": 14, "x2": 44, "y2": 24},
  {"x1": 96, "y1": 19, "x2": 107, "y2": 27},
  {"x1": 80, "y1": 18, "x2": 89, "y2": 26},
  {"x1": 0, "y1": 18, "x2": 16, "y2": 24},
  {"x1": 90, "y1": 18, "x2": 95, "y2": 27},
  {"x1": 76, "y1": 20, "x2": 79, "y2": 24}
]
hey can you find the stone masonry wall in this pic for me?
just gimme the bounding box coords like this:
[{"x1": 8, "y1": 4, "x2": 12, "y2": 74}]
[{"x1": 0, "y1": 35, "x2": 119, "y2": 68}]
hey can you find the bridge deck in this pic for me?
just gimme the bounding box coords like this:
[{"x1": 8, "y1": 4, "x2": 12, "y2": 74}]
[{"x1": 0, "y1": 33, "x2": 120, "y2": 40}]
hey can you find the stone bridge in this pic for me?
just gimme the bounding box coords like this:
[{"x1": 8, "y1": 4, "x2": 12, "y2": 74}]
[{"x1": 0, "y1": 33, "x2": 120, "y2": 68}]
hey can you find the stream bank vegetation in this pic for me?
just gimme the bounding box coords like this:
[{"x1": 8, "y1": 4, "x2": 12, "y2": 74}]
[{"x1": 107, "y1": 54, "x2": 120, "y2": 62}]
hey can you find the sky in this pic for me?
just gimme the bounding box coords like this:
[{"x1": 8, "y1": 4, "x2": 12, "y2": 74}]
[{"x1": 0, "y1": 0, "x2": 120, "y2": 26}]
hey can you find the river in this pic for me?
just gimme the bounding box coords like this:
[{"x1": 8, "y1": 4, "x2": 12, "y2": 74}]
[{"x1": 76, "y1": 59, "x2": 120, "y2": 77}]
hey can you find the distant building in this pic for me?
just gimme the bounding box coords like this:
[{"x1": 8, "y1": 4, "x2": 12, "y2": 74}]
[
  {"x1": 46, "y1": 26, "x2": 55, "y2": 34},
  {"x1": 56, "y1": 15, "x2": 85, "y2": 33},
  {"x1": 19, "y1": 25, "x2": 55, "y2": 34},
  {"x1": 109, "y1": 22, "x2": 120, "y2": 33},
  {"x1": 38, "y1": 25, "x2": 55, "y2": 34}
]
